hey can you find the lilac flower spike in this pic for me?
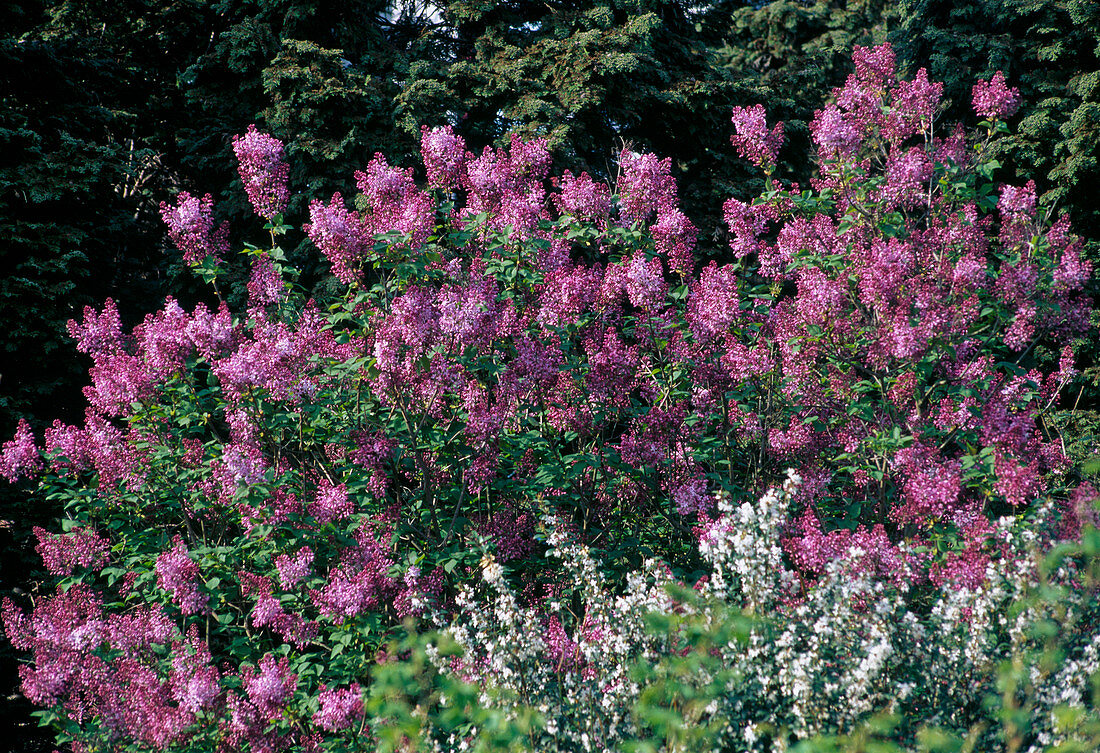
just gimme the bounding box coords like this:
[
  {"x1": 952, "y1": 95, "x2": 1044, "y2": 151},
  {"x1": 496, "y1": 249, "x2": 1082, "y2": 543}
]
[
  {"x1": 159, "y1": 192, "x2": 229, "y2": 264},
  {"x1": 729, "y1": 104, "x2": 785, "y2": 169},
  {"x1": 972, "y1": 71, "x2": 1021, "y2": 121},
  {"x1": 233, "y1": 125, "x2": 290, "y2": 220}
]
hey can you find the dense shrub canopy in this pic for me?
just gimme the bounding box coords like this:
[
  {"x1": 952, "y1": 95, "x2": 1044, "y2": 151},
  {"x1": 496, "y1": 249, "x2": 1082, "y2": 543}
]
[{"x1": 2, "y1": 44, "x2": 1099, "y2": 752}]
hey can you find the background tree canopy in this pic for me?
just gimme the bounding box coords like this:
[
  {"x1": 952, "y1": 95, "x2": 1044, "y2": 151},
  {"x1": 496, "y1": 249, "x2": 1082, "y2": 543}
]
[{"x1": 1, "y1": 1, "x2": 1097, "y2": 749}]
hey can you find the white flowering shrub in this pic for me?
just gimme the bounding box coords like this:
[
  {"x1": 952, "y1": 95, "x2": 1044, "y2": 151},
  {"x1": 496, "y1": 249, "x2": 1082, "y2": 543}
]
[{"x1": 403, "y1": 473, "x2": 1100, "y2": 753}]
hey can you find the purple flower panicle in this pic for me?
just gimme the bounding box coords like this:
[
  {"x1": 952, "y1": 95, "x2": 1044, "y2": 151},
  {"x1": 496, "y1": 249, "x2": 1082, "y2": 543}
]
[
  {"x1": 233, "y1": 125, "x2": 290, "y2": 220},
  {"x1": 972, "y1": 71, "x2": 1021, "y2": 121}
]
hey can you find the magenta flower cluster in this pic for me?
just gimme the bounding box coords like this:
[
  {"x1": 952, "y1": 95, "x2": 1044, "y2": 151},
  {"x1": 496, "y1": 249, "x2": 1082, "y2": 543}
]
[
  {"x1": 972, "y1": 70, "x2": 1022, "y2": 121},
  {"x1": 233, "y1": 124, "x2": 290, "y2": 220},
  {"x1": 158, "y1": 192, "x2": 229, "y2": 264},
  {"x1": 729, "y1": 104, "x2": 785, "y2": 168}
]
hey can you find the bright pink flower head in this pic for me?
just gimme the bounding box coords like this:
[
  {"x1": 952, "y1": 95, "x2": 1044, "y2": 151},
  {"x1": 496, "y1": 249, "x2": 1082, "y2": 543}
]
[
  {"x1": 67, "y1": 298, "x2": 123, "y2": 359},
  {"x1": 729, "y1": 104, "x2": 785, "y2": 168},
  {"x1": 420, "y1": 124, "x2": 467, "y2": 190},
  {"x1": 998, "y1": 180, "x2": 1037, "y2": 220},
  {"x1": 308, "y1": 479, "x2": 353, "y2": 524},
  {"x1": 159, "y1": 192, "x2": 229, "y2": 264},
  {"x1": 651, "y1": 207, "x2": 697, "y2": 275},
  {"x1": 810, "y1": 105, "x2": 861, "y2": 159},
  {"x1": 617, "y1": 150, "x2": 678, "y2": 225},
  {"x1": 1, "y1": 419, "x2": 42, "y2": 482},
  {"x1": 887, "y1": 68, "x2": 943, "y2": 142},
  {"x1": 355, "y1": 154, "x2": 434, "y2": 246},
  {"x1": 851, "y1": 43, "x2": 896, "y2": 87},
  {"x1": 233, "y1": 125, "x2": 290, "y2": 220},
  {"x1": 313, "y1": 684, "x2": 364, "y2": 732},
  {"x1": 554, "y1": 170, "x2": 611, "y2": 222},
  {"x1": 247, "y1": 255, "x2": 284, "y2": 306},
  {"x1": 972, "y1": 71, "x2": 1021, "y2": 121},
  {"x1": 275, "y1": 547, "x2": 314, "y2": 589},
  {"x1": 155, "y1": 536, "x2": 208, "y2": 615},
  {"x1": 304, "y1": 193, "x2": 372, "y2": 285},
  {"x1": 243, "y1": 654, "x2": 297, "y2": 718},
  {"x1": 462, "y1": 135, "x2": 551, "y2": 235},
  {"x1": 34, "y1": 527, "x2": 110, "y2": 576}
]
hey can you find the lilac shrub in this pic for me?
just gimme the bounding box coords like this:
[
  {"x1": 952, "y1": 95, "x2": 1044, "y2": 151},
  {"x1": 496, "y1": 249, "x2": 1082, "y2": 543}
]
[{"x1": 1, "y1": 44, "x2": 1097, "y2": 751}]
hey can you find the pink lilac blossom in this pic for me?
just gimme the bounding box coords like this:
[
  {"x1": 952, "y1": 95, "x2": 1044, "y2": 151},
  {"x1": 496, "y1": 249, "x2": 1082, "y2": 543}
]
[
  {"x1": 998, "y1": 180, "x2": 1038, "y2": 220},
  {"x1": 420, "y1": 124, "x2": 467, "y2": 190},
  {"x1": 582, "y1": 328, "x2": 640, "y2": 408},
  {"x1": 553, "y1": 170, "x2": 611, "y2": 222},
  {"x1": 83, "y1": 350, "x2": 154, "y2": 416},
  {"x1": 670, "y1": 474, "x2": 710, "y2": 516},
  {"x1": 542, "y1": 615, "x2": 581, "y2": 671},
  {"x1": 304, "y1": 193, "x2": 372, "y2": 285},
  {"x1": 43, "y1": 421, "x2": 91, "y2": 474},
  {"x1": 134, "y1": 298, "x2": 195, "y2": 379},
  {"x1": 106, "y1": 606, "x2": 175, "y2": 651},
  {"x1": 616, "y1": 150, "x2": 677, "y2": 225},
  {"x1": 242, "y1": 654, "x2": 297, "y2": 719},
  {"x1": 355, "y1": 154, "x2": 434, "y2": 245},
  {"x1": 155, "y1": 537, "x2": 208, "y2": 615},
  {"x1": 479, "y1": 503, "x2": 537, "y2": 562},
  {"x1": 934, "y1": 123, "x2": 969, "y2": 166},
  {"x1": 185, "y1": 301, "x2": 236, "y2": 361},
  {"x1": 233, "y1": 125, "x2": 290, "y2": 220},
  {"x1": 618, "y1": 251, "x2": 668, "y2": 311},
  {"x1": 348, "y1": 431, "x2": 395, "y2": 498},
  {"x1": 785, "y1": 508, "x2": 921, "y2": 589},
  {"x1": 994, "y1": 450, "x2": 1041, "y2": 507},
  {"x1": 214, "y1": 305, "x2": 353, "y2": 404},
  {"x1": 794, "y1": 266, "x2": 847, "y2": 325},
  {"x1": 724, "y1": 198, "x2": 779, "y2": 270},
  {"x1": 856, "y1": 238, "x2": 915, "y2": 308},
  {"x1": 247, "y1": 255, "x2": 284, "y2": 306},
  {"x1": 972, "y1": 71, "x2": 1021, "y2": 121},
  {"x1": 687, "y1": 262, "x2": 742, "y2": 343},
  {"x1": 220, "y1": 443, "x2": 267, "y2": 488},
  {"x1": 275, "y1": 547, "x2": 315, "y2": 589},
  {"x1": 169, "y1": 628, "x2": 221, "y2": 715},
  {"x1": 1052, "y1": 234, "x2": 1092, "y2": 292},
  {"x1": 651, "y1": 207, "x2": 697, "y2": 275},
  {"x1": 536, "y1": 263, "x2": 602, "y2": 328},
  {"x1": 881, "y1": 147, "x2": 932, "y2": 208},
  {"x1": 313, "y1": 684, "x2": 364, "y2": 732},
  {"x1": 729, "y1": 104, "x2": 785, "y2": 168},
  {"x1": 250, "y1": 590, "x2": 319, "y2": 649},
  {"x1": 159, "y1": 191, "x2": 229, "y2": 264},
  {"x1": 68, "y1": 298, "x2": 124, "y2": 358},
  {"x1": 810, "y1": 104, "x2": 862, "y2": 159},
  {"x1": 224, "y1": 689, "x2": 290, "y2": 753},
  {"x1": 890, "y1": 445, "x2": 963, "y2": 525},
  {"x1": 84, "y1": 413, "x2": 142, "y2": 488},
  {"x1": 885, "y1": 68, "x2": 942, "y2": 142},
  {"x1": 1, "y1": 419, "x2": 41, "y2": 482},
  {"x1": 309, "y1": 479, "x2": 354, "y2": 524},
  {"x1": 105, "y1": 657, "x2": 194, "y2": 748},
  {"x1": 2, "y1": 583, "x2": 109, "y2": 711},
  {"x1": 463, "y1": 135, "x2": 551, "y2": 236},
  {"x1": 33, "y1": 527, "x2": 110, "y2": 576},
  {"x1": 394, "y1": 566, "x2": 445, "y2": 618},
  {"x1": 850, "y1": 43, "x2": 896, "y2": 88},
  {"x1": 310, "y1": 532, "x2": 397, "y2": 621},
  {"x1": 720, "y1": 340, "x2": 775, "y2": 383}
]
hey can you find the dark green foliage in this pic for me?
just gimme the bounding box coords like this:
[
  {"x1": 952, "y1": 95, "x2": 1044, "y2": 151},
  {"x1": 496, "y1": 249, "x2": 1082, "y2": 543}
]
[
  {"x1": 894, "y1": 0, "x2": 1100, "y2": 241},
  {"x1": 715, "y1": 0, "x2": 897, "y2": 186},
  {"x1": 398, "y1": 1, "x2": 750, "y2": 255}
]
